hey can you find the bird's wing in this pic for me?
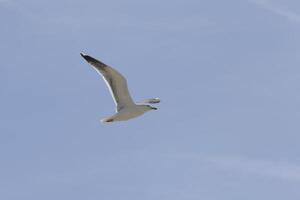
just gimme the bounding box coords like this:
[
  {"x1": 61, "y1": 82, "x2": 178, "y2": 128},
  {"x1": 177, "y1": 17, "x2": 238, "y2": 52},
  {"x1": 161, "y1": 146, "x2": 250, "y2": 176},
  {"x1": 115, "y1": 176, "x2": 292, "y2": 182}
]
[
  {"x1": 139, "y1": 98, "x2": 160, "y2": 104},
  {"x1": 80, "y1": 53, "x2": 135, "y2": 111}
]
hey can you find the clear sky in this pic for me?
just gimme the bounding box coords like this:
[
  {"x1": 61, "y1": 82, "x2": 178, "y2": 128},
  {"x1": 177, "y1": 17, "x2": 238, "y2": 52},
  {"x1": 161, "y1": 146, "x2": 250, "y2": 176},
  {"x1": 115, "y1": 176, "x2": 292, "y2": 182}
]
[{"x1": 1, "y1": 0, "x2": 300, "y2": 199}]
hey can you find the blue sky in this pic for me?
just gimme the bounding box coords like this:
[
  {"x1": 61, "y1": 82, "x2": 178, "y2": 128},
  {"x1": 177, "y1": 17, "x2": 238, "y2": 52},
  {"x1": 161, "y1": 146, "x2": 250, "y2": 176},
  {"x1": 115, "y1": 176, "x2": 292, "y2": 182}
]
[{"x1": 1, "y1": 0, "x2": 300, "y2": 199}]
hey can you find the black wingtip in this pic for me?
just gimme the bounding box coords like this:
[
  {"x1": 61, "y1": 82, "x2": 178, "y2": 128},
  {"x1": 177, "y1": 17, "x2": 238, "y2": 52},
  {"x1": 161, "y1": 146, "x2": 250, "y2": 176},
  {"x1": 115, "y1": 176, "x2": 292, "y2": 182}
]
[
  {"x1": 80, "y1": 53, "x2": 107, "y2": 67},
  {"x1": 80, "y1": 52, "x2": 89, "y2": 61},
  {"x1": 80, "y1": 53, "x2": 95, "y2": 63}
]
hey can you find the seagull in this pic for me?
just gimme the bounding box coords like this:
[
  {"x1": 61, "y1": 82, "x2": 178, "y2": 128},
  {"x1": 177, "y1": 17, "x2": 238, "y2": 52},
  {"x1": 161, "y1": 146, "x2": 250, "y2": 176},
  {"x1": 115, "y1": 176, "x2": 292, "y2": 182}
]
[{"x1": 80, "y1": 53, "x2": 160, "y2": 123}]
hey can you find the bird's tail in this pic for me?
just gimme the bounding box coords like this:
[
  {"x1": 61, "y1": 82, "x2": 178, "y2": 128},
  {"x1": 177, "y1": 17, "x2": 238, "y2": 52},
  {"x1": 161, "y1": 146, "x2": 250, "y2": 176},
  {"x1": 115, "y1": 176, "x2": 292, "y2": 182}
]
[{"x1": 101, "y1": 117, "x2": 114, "y2": 123}]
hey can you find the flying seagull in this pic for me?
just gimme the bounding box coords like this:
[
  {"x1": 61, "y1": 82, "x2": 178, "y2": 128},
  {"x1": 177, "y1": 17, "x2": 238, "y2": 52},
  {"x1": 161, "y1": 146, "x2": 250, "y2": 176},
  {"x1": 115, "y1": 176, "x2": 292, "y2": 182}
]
[{"x1": 80, "y1": 53, "x2": 160, "y2": 123}]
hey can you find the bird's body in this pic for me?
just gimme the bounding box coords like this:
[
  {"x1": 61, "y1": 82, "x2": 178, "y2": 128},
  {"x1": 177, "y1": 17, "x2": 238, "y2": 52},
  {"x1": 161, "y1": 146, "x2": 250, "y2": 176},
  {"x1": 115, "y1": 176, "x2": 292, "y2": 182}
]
[
  {"x1": 101, "y1": 105, "x2": 153, "y2": 123},
  {"x1": 80, "y1": 53, "x2": 160, "y2": 123}
]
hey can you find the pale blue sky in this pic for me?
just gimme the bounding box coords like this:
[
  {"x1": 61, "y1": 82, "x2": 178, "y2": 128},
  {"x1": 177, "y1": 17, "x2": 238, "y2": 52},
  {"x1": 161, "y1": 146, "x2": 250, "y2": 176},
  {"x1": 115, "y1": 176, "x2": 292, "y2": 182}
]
[{"x1": 1, "y1": 0, "x2": 300, "y2": 199}]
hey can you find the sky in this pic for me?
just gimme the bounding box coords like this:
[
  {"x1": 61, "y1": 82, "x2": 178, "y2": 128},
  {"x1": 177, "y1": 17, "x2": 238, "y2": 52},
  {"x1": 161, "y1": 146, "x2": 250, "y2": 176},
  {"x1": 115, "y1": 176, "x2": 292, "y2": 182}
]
[{"x1": 1, "y1": 0, "x2": 300, "y2": 199}]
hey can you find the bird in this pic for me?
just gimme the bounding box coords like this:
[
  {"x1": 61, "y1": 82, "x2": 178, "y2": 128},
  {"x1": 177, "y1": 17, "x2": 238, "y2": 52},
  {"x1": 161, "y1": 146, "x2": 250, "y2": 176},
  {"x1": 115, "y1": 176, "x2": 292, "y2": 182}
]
[{"x1": 80, "y1": 53, "x2": 160, "y2": 123}]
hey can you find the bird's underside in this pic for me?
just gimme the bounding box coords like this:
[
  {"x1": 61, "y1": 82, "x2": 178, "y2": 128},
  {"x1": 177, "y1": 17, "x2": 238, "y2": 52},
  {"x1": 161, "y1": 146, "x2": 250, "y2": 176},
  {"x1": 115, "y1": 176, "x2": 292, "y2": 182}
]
[{"x1": 80, "y1": 53, "x2": 160, "y2": 123}]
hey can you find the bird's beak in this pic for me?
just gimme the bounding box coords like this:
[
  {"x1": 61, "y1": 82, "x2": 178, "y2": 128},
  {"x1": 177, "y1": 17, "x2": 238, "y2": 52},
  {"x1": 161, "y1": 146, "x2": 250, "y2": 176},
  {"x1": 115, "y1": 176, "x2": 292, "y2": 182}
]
[{"x1": 151, "y1": 107, "x2": 158, "y2": 110}]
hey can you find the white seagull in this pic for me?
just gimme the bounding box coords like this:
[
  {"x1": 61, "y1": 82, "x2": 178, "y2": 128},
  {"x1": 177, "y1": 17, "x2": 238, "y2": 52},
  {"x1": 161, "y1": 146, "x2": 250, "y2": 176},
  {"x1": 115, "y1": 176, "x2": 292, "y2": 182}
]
[{"x1": 80, "y1": 53, "x2": 160, "y2": 123}]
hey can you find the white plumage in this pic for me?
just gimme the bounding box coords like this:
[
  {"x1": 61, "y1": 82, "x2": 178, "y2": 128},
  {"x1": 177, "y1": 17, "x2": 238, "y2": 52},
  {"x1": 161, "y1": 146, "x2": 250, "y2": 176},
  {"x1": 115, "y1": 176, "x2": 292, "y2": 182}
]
[{"x1": 80, "y1": 53, "x2": 160, "y2": 123}]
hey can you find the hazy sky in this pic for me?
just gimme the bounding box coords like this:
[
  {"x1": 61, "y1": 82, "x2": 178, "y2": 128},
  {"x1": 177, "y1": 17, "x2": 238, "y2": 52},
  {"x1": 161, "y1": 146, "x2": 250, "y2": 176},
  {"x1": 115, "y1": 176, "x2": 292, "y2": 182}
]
[{"x1": 1, "y1": 0, "x2": 300, "y2": 199}]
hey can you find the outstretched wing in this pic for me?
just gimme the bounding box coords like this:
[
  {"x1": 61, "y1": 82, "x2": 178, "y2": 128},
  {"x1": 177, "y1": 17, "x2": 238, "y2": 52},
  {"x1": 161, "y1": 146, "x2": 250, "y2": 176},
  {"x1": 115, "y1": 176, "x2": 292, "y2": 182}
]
[{"x1": 80, "y1": 53, "x2": 135, "y2": 111}]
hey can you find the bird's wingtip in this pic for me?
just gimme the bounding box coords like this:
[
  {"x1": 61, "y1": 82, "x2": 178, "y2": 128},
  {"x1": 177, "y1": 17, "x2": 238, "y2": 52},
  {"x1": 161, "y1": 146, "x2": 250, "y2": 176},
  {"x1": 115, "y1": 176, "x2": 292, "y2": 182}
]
[
  {"x1": 80, "y1": 52, "x2": 91, "y2": 62},
  {"x1": 80, "y1": 53, "x2": 107, "y2": 66}
]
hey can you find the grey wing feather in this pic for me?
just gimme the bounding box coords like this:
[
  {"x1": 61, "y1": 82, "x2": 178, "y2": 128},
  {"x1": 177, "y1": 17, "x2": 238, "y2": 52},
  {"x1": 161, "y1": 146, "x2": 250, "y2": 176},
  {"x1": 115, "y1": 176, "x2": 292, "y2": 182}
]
[{"x1": 80, "y1": 53, "x2": 135, "y2": 111}]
